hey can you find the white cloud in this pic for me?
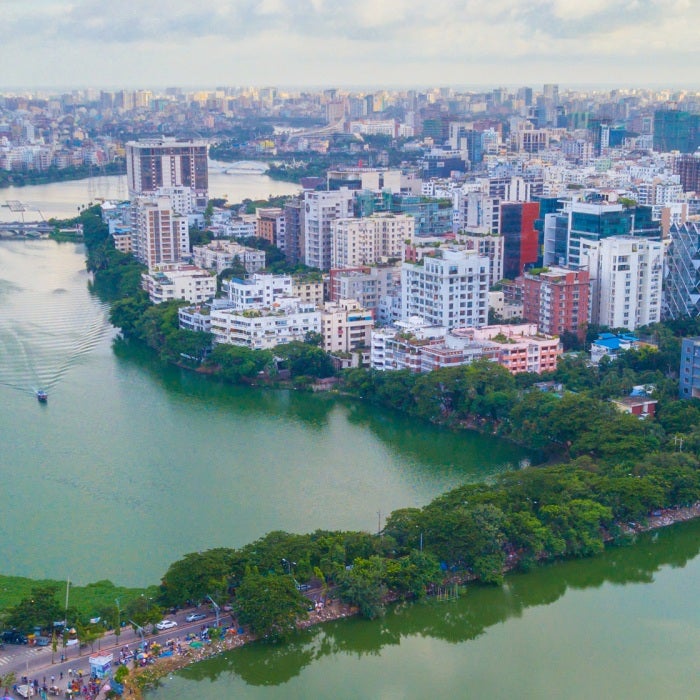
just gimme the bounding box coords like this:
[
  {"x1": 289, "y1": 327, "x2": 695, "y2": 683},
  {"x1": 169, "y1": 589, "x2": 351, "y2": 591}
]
[{"x1": 1, "y1": 0, "x2": 699, "y2": 87}]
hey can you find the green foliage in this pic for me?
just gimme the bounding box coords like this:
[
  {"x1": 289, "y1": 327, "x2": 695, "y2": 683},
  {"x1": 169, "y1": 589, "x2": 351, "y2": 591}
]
[
  {"x1": 4, "y1": 585, "x2": 63, "y2": 632},
  {"x1": 160, "y1": 549, "x2": 239, "y2": 606},
  {"x1": 208, "y1": 344, "x2": 273, "y2": 383},
  {"x1": 235, "y1": 573, "x2": 309, "y2": 640},
  {"x1": 337, "y1": 557, "x2": 388, "y2": 619},
  {"x1": 275, "y1": 341, "x2": 336, "y2": 379}
]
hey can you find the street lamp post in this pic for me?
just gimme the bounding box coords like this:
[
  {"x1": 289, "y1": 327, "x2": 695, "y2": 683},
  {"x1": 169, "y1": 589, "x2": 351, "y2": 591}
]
[
  {"x1": 207, "y1": 595, "x2": 220, "y2": 629},
  {"x1": 115, "y1": 598, "x2": 121, "y2": 647}
]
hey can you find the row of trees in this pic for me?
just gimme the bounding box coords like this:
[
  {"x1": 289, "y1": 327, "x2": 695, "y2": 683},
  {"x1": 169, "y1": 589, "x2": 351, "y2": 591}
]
[{"x1": 1, "y1": 582, "x2": 164, "y2": 646}]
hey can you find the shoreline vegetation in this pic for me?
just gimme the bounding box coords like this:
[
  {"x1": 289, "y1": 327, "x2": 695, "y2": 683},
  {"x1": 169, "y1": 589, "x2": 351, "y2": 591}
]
[
  {"x1": 0, "y1": 162, "x2": 126, "y2": 189},
  {"x1": 5, "y1": 205, "x2": 700, "y2": 696}
]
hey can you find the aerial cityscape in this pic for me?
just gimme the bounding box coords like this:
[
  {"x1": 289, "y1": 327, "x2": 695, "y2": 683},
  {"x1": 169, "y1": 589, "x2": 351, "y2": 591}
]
[{"x1": 2, "y1": 2, "x2": 700, "y2": 700}]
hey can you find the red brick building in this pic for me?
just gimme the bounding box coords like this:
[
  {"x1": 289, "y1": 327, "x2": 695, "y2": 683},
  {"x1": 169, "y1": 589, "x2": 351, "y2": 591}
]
[{"x1": 519, "y1": 266, "x2": 590, "y2": 340}]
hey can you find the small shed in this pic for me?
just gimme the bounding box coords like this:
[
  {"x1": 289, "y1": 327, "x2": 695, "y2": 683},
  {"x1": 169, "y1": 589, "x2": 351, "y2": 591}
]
[{"x1": 89, "y1": 652, "x2": 113, "y2": 679}]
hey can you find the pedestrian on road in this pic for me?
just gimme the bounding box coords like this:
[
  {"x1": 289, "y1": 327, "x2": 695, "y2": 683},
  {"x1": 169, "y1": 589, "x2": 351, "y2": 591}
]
[{"x1": 59, "y1": 671, "x2": 63, "y2": 680}]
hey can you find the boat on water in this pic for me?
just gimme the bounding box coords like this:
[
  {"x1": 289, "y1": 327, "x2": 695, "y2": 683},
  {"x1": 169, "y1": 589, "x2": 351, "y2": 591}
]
[{"x1": 36, "y1": 389, "x2": 48, "y2": 403}]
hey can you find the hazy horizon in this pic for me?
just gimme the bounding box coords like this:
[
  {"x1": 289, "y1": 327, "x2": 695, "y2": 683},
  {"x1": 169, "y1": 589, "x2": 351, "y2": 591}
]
[{"x1": 4, "y1": 1, "x2": 700, "y2": 91}]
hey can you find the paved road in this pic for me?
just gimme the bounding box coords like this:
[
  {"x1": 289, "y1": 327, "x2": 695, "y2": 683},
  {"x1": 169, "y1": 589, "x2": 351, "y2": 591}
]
[{"x1": 0, "y1": 606, "x2": 234, "y2": 690}]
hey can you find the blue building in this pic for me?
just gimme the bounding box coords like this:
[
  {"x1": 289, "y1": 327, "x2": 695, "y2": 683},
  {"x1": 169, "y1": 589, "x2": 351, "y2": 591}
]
[{"x1": 680, "y1": 337, "x2": 700, "y2": 399}]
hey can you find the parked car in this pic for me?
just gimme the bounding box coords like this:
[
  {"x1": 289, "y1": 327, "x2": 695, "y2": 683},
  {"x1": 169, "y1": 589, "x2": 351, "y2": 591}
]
[
  {"x1": 155, "y1": 620, "x2": 178, "y2": 631},
  {"x1": 185, "y1": 613, "x2": 207, "y2": 623},
  {"x1": 35, "y1": 636, "x2": 51, "y2": 646},
  {"x1": 2, "y1": 630, "x2": 28, "y2": 644},
  {"x1": 296, "y1": 583, "x2": 312, "y2": 592}
]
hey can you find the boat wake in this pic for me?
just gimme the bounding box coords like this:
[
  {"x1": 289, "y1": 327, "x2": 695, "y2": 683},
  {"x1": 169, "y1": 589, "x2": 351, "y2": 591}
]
[{"x1": 0, "y1": 243, "x2": 112, "y2": 397}]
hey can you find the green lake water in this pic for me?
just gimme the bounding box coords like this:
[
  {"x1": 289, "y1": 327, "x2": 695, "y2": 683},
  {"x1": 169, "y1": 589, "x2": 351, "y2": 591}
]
[{"x1": 0, "y1": 239, "x2": 524, "y2": 588}]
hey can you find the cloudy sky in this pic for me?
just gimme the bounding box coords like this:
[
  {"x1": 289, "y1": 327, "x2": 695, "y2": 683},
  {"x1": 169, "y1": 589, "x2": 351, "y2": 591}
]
[{"x1": 3, "y1": 0, "x2": 699, "y2": 90}]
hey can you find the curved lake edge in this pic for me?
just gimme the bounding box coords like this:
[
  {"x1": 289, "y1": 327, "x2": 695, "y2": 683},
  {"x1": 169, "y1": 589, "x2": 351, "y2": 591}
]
[{"x1": 125, "y1": 508, "x2": 700, "y2": 698}]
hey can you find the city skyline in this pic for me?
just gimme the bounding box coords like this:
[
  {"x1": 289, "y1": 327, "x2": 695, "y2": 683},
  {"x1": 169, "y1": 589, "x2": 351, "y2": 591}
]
[{"x1": 4, "y1": 0, "x2": 700, "y2": 90}]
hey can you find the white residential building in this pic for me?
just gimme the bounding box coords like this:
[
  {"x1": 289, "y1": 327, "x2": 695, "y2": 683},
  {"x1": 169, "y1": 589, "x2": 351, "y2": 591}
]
[
  {"x1": 303, "y1": 188, "x2": 354, "y2": 270},
  {"x1": 132, "y1": 195, "x2": 190, "y2": 270},
  {"x1": 401, "y1": 248, "x2": 489, "y2": 329},
  {"x1": 210, "y1": 299, "x2": 321, "y2": 350},
  {"x1": 192, "y1": 241, "x2": 266, "y2": 274},
  {"x1": 457, "y1": 232, "x2": 504, "y2": 286},
  {"x1": 370, "y1": 317, "x2": 447, "y2": 372},
  {"x1": 580, "y1": 235, "x2": 663, "y2": 330},
  {"x1": 331, "y1": 213, "x2": 414, "y2": 269},
  {"x1": 141, "y1": 264, "x2": 216, "y2": 304},
  {"x1": 222, "y1": 273, "x2": 294, "y2": 311}
]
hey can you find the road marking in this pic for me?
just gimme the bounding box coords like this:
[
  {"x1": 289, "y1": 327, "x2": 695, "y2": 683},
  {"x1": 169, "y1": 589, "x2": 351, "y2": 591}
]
[{"x1": 0, "y1": 655, "x2": 11, "y2": 665}]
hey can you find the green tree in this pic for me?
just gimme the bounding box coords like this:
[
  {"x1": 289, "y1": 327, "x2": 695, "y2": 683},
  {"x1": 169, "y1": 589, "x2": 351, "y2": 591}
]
[
  {"x1": 0, "y1": 672, "x2": 16, "y2": 696},
  {"x1": 235, "y1": 573, "x2": 309, "y2": 640},
  {"x1": 337, "y1": 557, "x2": 388, "y2": 619},
  {"x1": 160, "y1": 548, "x2": 238, "y2": 606},
  {"x1": 6, "y1": 585, "x2": 63, "y2": 632}
]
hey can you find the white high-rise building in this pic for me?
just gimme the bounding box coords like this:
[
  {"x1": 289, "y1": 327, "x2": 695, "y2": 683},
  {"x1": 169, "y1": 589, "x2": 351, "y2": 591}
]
[
  {"x1": 457, "y1": 232, "x2": 504, "y2": 287},
  {"x1": 580, "y1": 235, "x2": 663, "y2": 331},
  {"x1": 132, "y1": 195, "x2": 190, "y2": 270},
  {"x1": 401, "y1": 248, "x2": 489, "y2": 329},
  {"x1": 303, "y1": 189, "x2": 354, "y2": 270},
  {"x1": 331, "y1": 213, "x2": 414, "y2": 268}
]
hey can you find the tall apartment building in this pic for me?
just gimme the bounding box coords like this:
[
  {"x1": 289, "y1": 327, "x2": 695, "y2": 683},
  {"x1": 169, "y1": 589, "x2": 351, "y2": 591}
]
[
  {"x1": 458, "y1": 232, "x2": 504, "y2": 286},
  {"x1": 565, "y1": 202, "x2": 630, "y2": 267},
  {"x1": 580, "y1": 236, "x2": 663, "y2": 331},
  {"x1": 321, "y1": 299, "x2": 374, "y2": 355},
  {"x1": 520, "y1": 267, "x2": 590, "y2": 339},
  {"x1": 653, "y1": 109, "x2": 700, "y2": 153},
  {"x1": 126, "y1": 138, "x2": 208, "y2": 208},
  {"x1": 500, "y1": 201, "x2": 539, "y2": 279},
  {"x1": 132, "y1": 195, "x2": 190, "y2": 270},
  {"x1": 283, "y1": 197, "x2": 303, "y2": 265},
  {"x1": 665, "y1": 222, "x2": 700, "y2": 319},
  {"x1": 676, "y1": 153, "x2": 700, "y2": 194},
  {"x1": 330, "y1": 213, "x2": 414, "y2": 268},
  {"x1": 303, "y1": 188, "x2": 354, "y2": 270},
  {"x1": 401, "y1": 248, "x2": 489, "y2": 329},
  {"x1": 256, "y1": 207, "x2": 286, "y2": 250}
]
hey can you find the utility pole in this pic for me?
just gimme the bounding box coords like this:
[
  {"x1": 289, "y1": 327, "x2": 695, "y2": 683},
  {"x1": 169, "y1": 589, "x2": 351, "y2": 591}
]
[{"x1": 377, "y1": 510, "x2": 382, "y2": 537}]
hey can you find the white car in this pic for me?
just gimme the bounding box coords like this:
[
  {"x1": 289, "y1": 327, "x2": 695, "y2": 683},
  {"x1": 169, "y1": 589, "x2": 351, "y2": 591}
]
[{"x1": 155, "y1": 620, "x2": 178, "y2": 631}]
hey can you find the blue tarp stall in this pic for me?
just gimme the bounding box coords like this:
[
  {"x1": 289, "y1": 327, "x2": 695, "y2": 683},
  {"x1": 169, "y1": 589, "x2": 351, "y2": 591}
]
[{"x1": 89, "y1": 652, "x2": 113, "y2": 678}]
